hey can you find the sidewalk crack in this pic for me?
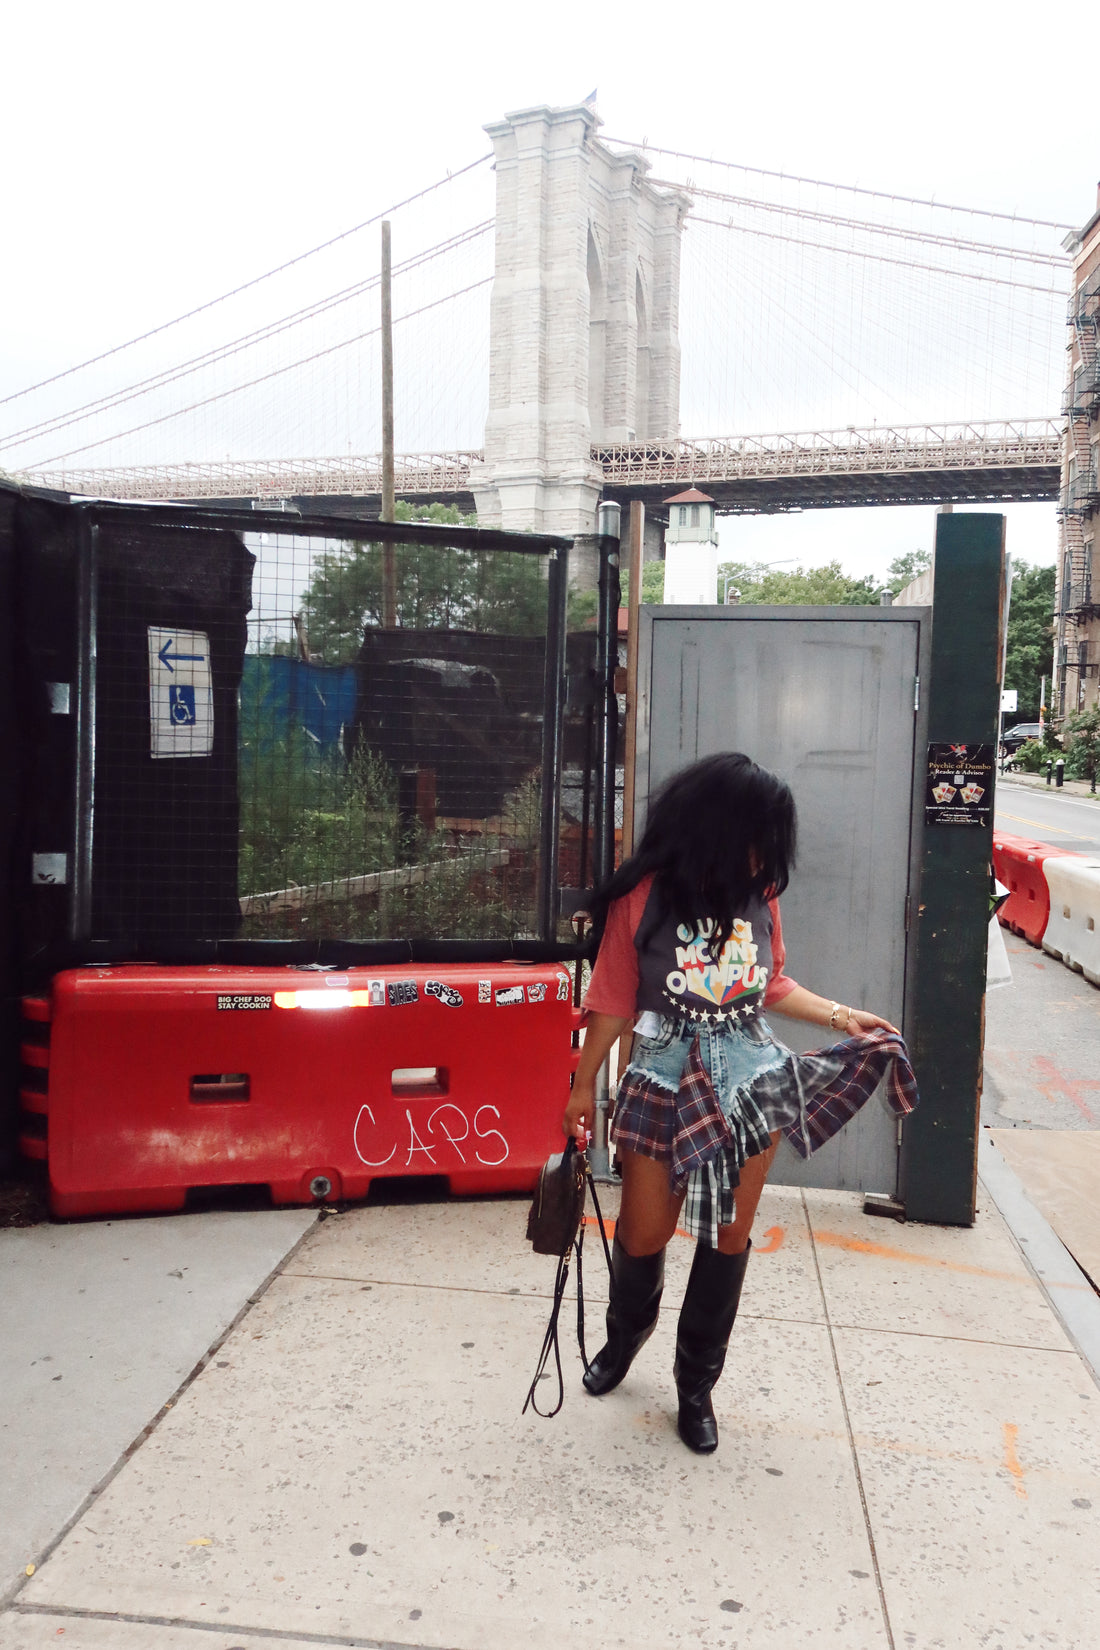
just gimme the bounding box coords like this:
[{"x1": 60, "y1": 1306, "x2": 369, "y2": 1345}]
[
  {"x1": 12, "y1": 1602, "x2": 454, "y2": 1650},
  {"x1": 802, "y1": 1189, "x2": 897, "y2": 1650}
]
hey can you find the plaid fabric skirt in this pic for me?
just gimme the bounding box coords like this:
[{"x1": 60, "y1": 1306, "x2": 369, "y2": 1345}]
[{"x1": 611, "y1": 1014, "x2": 804, "y2": 1248}]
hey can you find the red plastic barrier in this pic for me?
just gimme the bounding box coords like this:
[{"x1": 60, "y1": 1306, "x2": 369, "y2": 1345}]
[
  {"x1": 38, "y1": 963, "x2": 582, "y2": 1219},
  {"x1": 992, "y1": 832, "x2": 1070, "y2": 947}
]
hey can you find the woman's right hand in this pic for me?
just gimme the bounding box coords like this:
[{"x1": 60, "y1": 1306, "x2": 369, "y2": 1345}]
[{"x1": 562, "y1": 1083, "x2": 596, "y2": 1147}]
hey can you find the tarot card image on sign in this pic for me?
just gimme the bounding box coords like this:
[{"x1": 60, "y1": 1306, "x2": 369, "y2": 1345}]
[{"x1": 925, "y1": 742, "x2": 993, "y2": 827}]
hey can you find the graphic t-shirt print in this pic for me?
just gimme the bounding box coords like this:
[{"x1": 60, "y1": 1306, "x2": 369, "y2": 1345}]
[{"x1": 665, "y1": 917, "x2": 769, "y2": 1021}]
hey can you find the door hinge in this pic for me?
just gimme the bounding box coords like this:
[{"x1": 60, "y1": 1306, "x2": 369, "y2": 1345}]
[{"x1": 913, "y1": 674, "x2": 920, "y2": 713}]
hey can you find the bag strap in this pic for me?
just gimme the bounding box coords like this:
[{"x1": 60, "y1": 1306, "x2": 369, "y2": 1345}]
[{"x1": 523, "y1": 1154, "x2": 615, "y2": 1419}]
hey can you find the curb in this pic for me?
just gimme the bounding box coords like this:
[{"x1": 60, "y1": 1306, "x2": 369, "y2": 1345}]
[
  {"x1": 998, "y1": 773, "x2": 1100, "y2": 802},
  {"x1": 978, "y1": 1133, "x2": 1100, "y2": 1391}
]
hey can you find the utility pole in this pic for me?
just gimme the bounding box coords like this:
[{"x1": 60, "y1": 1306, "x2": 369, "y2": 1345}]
[{"x1": 380, "y1": 219, "x2": 397, "y2": 628}]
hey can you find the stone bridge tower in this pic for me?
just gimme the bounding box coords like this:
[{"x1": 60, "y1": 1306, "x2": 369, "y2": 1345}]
[{"x1": 472, "y1": 103, "x2": 690, "y2": 538}]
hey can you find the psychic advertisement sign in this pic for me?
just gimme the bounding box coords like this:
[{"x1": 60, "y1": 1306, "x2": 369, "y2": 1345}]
[{"x1": 924, "y1": 743, "x2": 994, "y2": 827}]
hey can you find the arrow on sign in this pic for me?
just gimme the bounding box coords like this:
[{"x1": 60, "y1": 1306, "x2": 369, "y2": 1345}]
[{"x1": 158, "y1": 637, "x2": 206, "y2": 673}]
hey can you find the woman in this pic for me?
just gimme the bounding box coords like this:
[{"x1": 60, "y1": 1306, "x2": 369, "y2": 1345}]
[{"x1": 562, "y1": 752, "x2": 901, "y2": 1454}]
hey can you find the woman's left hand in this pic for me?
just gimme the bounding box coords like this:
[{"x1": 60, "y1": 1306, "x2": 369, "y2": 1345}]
[{"x1": 846, "y1": 1008, "x2": 899, "y2": 1036}]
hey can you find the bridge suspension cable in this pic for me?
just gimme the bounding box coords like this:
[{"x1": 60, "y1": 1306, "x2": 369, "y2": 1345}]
[
  {"x1": 689, "y1": 216, "x2": 1066, "y2": 296},
  {"x1": 0, "y1": 153, "x2": 493, "y2": 411},
  {"x1": 649, "y1": 177, "x2": 1069, "y2": 268},
  {"x1": 602, "y1": 137, "x2": 1075, "y2": 230},
  {"x1": 21, "y1": 277, "x2": 494, "y2": 471},
  {"x1": 0, "y1": 223, "x2": 494, "y2": 454}
]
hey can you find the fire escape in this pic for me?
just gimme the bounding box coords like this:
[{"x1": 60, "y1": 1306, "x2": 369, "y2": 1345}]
[{"x1": 1057, "y1": 268, "x2": 1100, "y2": 712}]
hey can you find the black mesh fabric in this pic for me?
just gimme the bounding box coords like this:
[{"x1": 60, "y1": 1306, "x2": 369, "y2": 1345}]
[{"x1": 90, "y1": 524, "x2": 254, "y2": 942}]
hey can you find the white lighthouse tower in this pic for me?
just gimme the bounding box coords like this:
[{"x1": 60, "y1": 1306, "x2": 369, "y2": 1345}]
[{"x1": 663, "y1": 488, "x2": 719, "y2": 604}]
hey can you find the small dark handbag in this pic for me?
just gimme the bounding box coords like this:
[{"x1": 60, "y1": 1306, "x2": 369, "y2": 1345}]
[
  {"x1": 523, "y1": 1138, "x2": 614, "y2": 1418},
  {"x1": 525, "y1": 1138, "x2": 587, "y2": 1255}
]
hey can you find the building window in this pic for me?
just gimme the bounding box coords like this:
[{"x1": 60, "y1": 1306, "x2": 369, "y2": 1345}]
[
  {"x1": 678, "y1": 507, "x2": 688, "y2": 527},
  {"x1": 690, "y1": 505, "x2": 700, "y2": 527}
]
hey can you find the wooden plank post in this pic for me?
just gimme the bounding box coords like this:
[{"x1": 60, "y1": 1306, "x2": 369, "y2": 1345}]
[
  {"x1": 901, "y1": 512, "x2": 1006, "y2": 1225},
  {"x1": 616, "y1": 501, "x2": 645, "y2": 1083},
  {"x1": 620, "y1": 501, "x2": 645, "y2": 858}
]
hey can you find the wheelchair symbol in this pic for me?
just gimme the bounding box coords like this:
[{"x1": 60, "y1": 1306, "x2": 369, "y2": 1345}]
[{"x1": 169, "y1": 685, "x2": 197, "y2": 725}]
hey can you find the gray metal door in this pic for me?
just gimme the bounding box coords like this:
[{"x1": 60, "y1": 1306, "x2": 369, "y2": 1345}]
[{"x1": 636, "y1": 604, "x2": 928, "y2": 1195}]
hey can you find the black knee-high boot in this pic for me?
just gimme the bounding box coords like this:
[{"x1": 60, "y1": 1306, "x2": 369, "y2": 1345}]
[
  {"x1": 673, "y1": 1239, "x2": 752, "y2": 1453},
  {"x1": 582, "y1": 1236, "x2": 665, "y2": 1396}
]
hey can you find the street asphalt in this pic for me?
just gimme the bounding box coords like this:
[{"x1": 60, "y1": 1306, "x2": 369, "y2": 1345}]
[
  {"x1": 995, "y1": 776, "x2": 1100, "y2": 855},
  {"x1": 986, "y1": 775, "x2": 1100, "y2": 1130}
]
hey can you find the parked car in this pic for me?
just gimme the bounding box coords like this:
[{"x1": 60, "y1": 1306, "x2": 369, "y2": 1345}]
[{"x1": 1000, "y1": 722, "x2": 1044, "y2": 755}]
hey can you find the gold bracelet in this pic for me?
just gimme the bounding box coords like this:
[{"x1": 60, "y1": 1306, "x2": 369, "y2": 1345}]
[{"x1": 829, "y1": 1002, "x2": 850, "y2": 1030}]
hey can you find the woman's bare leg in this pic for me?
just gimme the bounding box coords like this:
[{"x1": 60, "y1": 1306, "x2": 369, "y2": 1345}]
[
  {"x1": 616, "y1": 1149, "x2": 686, "y2": 1256},
  {"x1": 715, "y1": 1131, "x2": 780, "y2": 1254}
]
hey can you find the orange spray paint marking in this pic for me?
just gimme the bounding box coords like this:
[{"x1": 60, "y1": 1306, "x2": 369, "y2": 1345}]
[
  {"x1": 756, "y1": 1226, "x2": 786, "y2": 1253},
  {"x1": 814, "y1": 1230, "x2": 1029, "y2": 1283},
  {"x1": 1002, "y1": 1422, "x2": 1027, "y2": 1499},
  {"x1": 812, "y1": 1229, "x2": 1094, "y2": 1292}
]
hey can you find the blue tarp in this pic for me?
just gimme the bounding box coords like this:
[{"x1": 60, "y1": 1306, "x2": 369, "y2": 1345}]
[{"x1": 241, "y1": 655, "x2": 358, "y2": 751}]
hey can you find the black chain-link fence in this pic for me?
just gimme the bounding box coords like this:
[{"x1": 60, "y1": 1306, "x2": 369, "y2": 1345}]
[{"x1": 11, "y1": 491, "x2": 619, "y2": 979}]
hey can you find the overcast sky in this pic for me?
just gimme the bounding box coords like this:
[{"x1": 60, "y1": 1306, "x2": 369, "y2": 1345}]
[{"x1": 3, "y1": 0, "x2": 1089, "y2": 577}]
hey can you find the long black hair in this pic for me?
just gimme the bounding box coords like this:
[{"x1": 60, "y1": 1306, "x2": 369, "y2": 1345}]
[{"x1": 587, "y1": 752, "x2": 796, "y2": 957}]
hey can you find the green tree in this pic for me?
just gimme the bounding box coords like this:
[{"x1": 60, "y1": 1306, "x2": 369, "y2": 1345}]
[
  {"x1": 885, "y1": 549, "x2": 932, "y2": 596},
  {"x1": 1064, "y1": 705, "x2": 1100, "y2": 790},
  {"x1": 299, "y1": 500, "x2": 548, "y2": 662},
  {"x1": 715, "y1": 559, "x2": 878, "y2": 606},
  {"x1": 620, "y1": 561, "x2": 667, "y2": 604},
  {"x1": 1003, "y1": 561, "x2": 1055, "y2": 721}
]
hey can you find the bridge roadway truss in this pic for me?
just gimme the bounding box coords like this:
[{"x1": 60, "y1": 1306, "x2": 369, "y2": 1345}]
[{"x1": 22, "y1": 418, "x2": 1061, "y2": 518}]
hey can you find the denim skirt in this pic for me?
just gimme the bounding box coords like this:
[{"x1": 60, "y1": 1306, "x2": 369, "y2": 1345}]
[{"x1": 611, "y1": 1012, "x2": 804, "y2": 1247}]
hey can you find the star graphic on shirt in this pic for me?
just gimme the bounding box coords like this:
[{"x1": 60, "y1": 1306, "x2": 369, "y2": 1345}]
[{"x1": 687, "y1": 1008, "x2": 700, "y2": 1021}]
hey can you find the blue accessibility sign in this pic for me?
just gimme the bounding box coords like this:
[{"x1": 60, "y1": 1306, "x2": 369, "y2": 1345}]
[{"x1": 169, "y1": 684, "x2": 197, "y2": 725}]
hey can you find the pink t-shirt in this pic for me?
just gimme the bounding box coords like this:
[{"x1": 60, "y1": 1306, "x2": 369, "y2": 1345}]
[{"x1": 583, "y1": 873, "x2": 799, "y2": 1021}]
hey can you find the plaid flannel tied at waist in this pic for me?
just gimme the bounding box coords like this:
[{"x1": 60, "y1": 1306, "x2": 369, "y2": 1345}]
[
  {"x1": 658, "y1": 1028, "x2": 919, "y2": 1188},
  {"x1": 777, "y1": 1029, "x2": 919, "y2": 1158}
]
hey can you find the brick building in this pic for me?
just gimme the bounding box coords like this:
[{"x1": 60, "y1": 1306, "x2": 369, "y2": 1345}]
[{"x1": 1054, "y1": 187, "x2": 1100, "y2": 720}]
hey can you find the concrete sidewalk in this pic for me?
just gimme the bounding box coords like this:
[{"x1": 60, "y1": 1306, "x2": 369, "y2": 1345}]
[
  {"x1": 998, "y1": 769, "x2": 1100, "y2": 802},
  {"x1": 2, "y1": 1162, "x2": 1099, "y2": 1650}
]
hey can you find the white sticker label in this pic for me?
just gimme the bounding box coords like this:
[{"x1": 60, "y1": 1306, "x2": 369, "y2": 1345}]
[
  {"x1": 148, "y1": 627, "x2": 214, "y2": 759},
  {"x1": 32, "y1": 852, "x2": 68, "y2": 885}
]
